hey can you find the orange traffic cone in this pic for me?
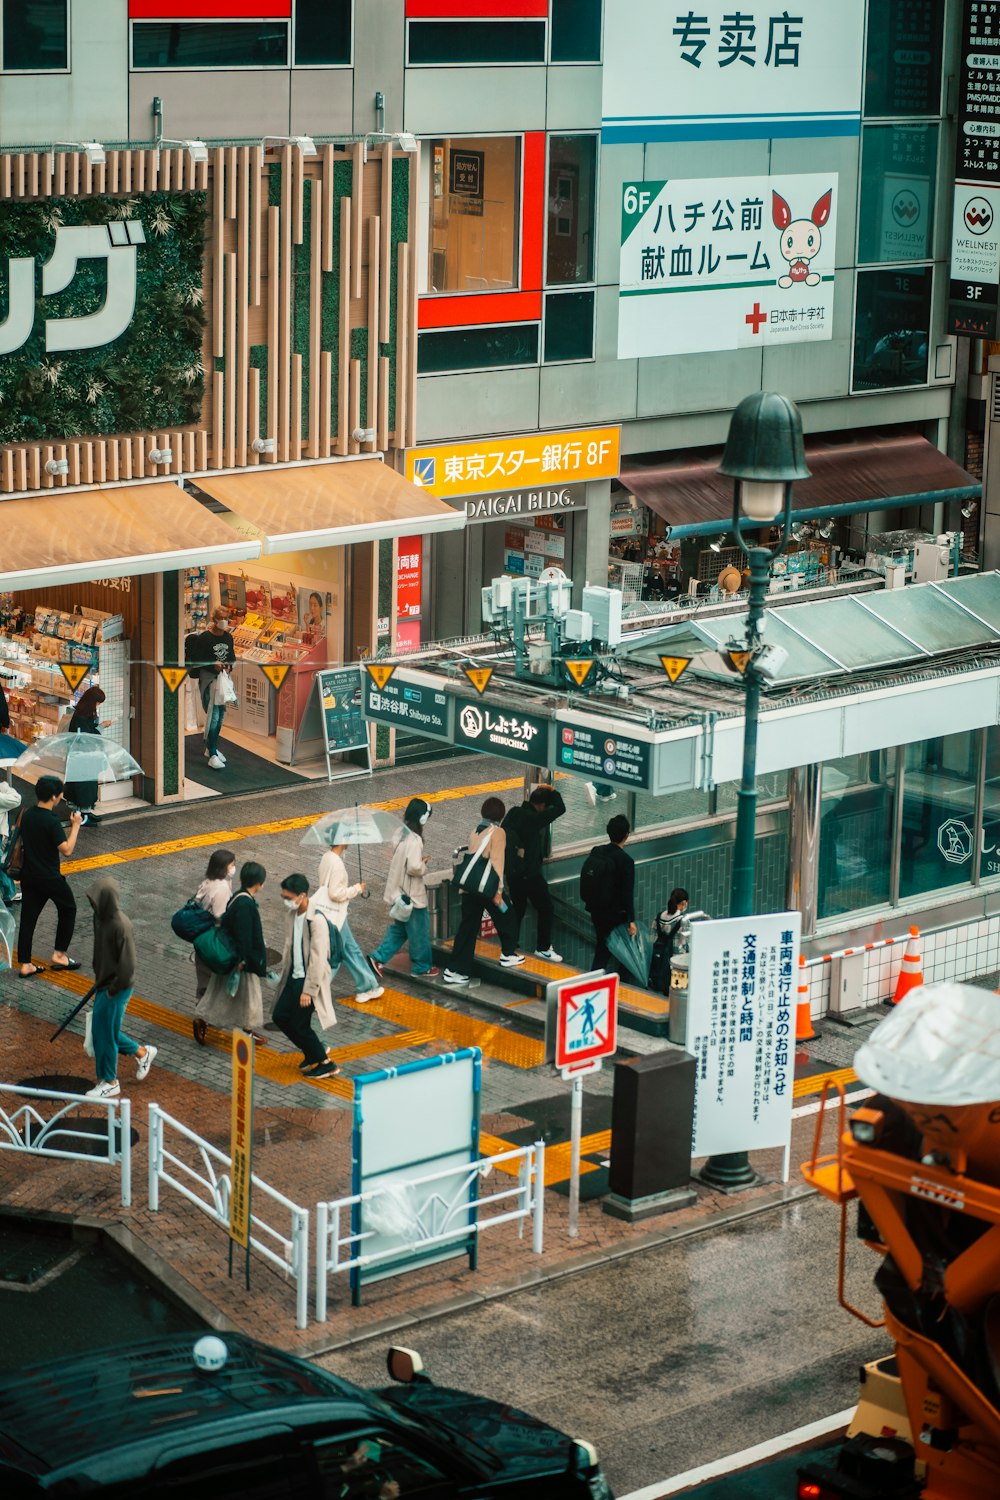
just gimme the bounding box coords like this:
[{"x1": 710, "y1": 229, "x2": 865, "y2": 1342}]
[
  {"x1": 892, "y1": 925, "x2": 923, "y2": 1006},
  {"x1": 795, "y1": 954, "x2": 817, "y2": 1044}
]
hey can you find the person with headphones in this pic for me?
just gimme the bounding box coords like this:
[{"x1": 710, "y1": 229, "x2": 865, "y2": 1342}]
[{"x1": 367, "y1": 796, "x2": 440, "y2": 983}]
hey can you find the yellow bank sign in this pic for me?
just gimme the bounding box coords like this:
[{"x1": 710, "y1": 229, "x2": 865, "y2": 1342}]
[{"x1": 406, "y1": 426, "x2": 620, "y2": 500}]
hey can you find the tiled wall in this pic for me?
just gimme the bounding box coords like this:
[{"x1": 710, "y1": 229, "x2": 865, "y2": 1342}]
[{"x1": 803, "y1": 916, "x2": 1000, "y2": 1015}]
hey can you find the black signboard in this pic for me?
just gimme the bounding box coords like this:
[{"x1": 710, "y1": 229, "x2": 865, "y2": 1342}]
[
  {"x1": 556, "y1": 718, "x2": 653, "y2": 791},
  {"x1": 449, "y1": 149, "x2": 484, "y2": 218},
  {"x1": 318, "y1": 668, "x2": 368, "y2": 754},
  {"x1": 956, "y1": 1, "x2": 1000, "y2": 187},
  {"x1": 364, "y1": 673, "x2": 451, "y2": 740},
  {"x1": 865, "y1": 0, "x2": 943, "y2": 118},
  {"x1": 454, "y1": 697, "x2": 552, "y2": 767}
]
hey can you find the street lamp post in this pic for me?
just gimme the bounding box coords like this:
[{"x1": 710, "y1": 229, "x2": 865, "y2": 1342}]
[{"x1": 699, "y1": 392, "x2": 811, "y2": 1194}]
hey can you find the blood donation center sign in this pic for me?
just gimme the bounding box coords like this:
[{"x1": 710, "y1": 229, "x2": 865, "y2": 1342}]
[{"x1": 619, "y1": 173, "x2": 838, "y2": 358}]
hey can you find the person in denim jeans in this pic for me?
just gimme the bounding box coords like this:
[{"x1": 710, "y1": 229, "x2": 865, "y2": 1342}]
[
  {"x1": 317, "y1": 842, "x2": 384, "y2": 1002},
  {"x1": 189, "y1": 607, "x2": 237, "y2": 771},
  {"x1": 367, "y1": 797, "x2": 440, "y2": 984},
  {"x1": 84, "y1": 876, "x2": 155, "y2": 1100}
]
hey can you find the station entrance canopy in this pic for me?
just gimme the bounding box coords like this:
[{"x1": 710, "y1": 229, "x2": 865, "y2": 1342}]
[{"x1": 363, "y1": 573, "x2": 1000, "y2": 794}]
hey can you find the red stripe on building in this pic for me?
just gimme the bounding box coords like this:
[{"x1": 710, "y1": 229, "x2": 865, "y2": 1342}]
[
  {"x1": 406, "y1": 1, "x2": 548, "y2": 16},
  {"x1": 129, "y1": 2, "x2": 291, "y2": 18},
  {"x1": 419, "y1": 290, "x2": 542, "y2": 330},
  {"x1": 520, "y1": 131, "x2": 545, "y2": 291}
]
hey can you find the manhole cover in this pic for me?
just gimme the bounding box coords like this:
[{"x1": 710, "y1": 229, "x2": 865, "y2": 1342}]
[
  {"x1": 15, "y1": 1076, "x2": 140, "y2": 1154},
  {"x1": 18, "y1": 1075, "x2": 93, "y2": 1095}
]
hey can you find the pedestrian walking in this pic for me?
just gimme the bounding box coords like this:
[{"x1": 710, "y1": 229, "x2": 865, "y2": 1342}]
[
  {"x1": 367, "y1": 797, "x2": 440, "y2": 983},
  {"x1": 580, "y1": 814, "x2": 637, "y2": 979},
  {"x1": 501, "y1": 781, "x2": 566, "y2": 961},
  {"x1": 84, "y1": 876, "x2": 155, "y2": 1100},
  {"x1": 190, "y1": 847, "x2": 237, "y2": 1040},
  {"x1": 444, "y1": 796, "x2": 524, "y2": 986},
  {"x1": 272, "y1": 873, "x2": 340, "y2": 1078},
  {"x1": 187, "y1": 606, "x2": 237, "y2": 771},
  {"x1": 63, "y1": 686, "x2": 113, "y2": 825},
  {"x1": 15, "y1": 775, "x2": 82, "y2": 978},
  {"x1": 317, "y1": 843, "x2": 384, "y2": 1002},
  {"x1": 649, "y1": 887, "x2": 689, "y2": 995},
  {"x1": 193, "y1": 861, "x2": 269, "y2": 1041}
]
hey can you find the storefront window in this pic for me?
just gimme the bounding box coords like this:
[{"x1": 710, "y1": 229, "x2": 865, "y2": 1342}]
[
  {"x1": 3, "y1": 0, "x2": 67, "y2": 71},
  {"x1": 550, "y1": 0, "x2": 602, "y2": 62},
  {"x1": 818, "y1": 752, "x2": 895, "y2": 920},
  {"x1": 634, "y1": 786, "x2": 712, "y2": 832},
  {"x1": 417, "y1": 324, "x2": 539, "y2": 375},
  {"x1": 852, "y1": 267, "x2": 932, "y2": 391},
  {"x1": 858, "y1": 125, "x2": 938, "y2": 264},
  {"x1": 864, "y1": 0, "x2": 943, "y2": 118},
  {"x1": 294, "y1": 0, "x2": 351, "y2": 66},
  {"x1": 427, "y1": 137, "x2": 520, "y2": 294},
  {"x1": 547, "y1": 135, "x2": 597, "y2": 285},
  {"x1": 716, "y1": 771, "x2": 788, "y2": 813},
  {"x1": 543, "y1": 291, "x2": 594, "y2": 363},
  {"x1": 408, "y1": 21, "x2": 545, "y2": 65},
  {"x1": 132, "y1": 21, "x2": 289, "y2": 69},
  {"x1": 981, "y1": 726, "x2": 1000, "y2": 882},
  {"x1": 899, "y1": 731, "x2": 978, "y2": 901}
]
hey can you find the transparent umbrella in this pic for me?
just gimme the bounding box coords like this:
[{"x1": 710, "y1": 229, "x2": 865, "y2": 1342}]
[
  {"x1": 12, "y1": 731, "x2": 143, "y2": 784},
  {"x1": 301, "y1": 805, "x2": 405, "y2": 885},
  {"x1": 0, "y1": 903, "x2": 14, "y2": 971}
]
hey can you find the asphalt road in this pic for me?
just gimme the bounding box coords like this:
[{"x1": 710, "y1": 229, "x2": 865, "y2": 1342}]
[{"x1": 318, "y1": 1195, "x2": 889, "y2": 1497}]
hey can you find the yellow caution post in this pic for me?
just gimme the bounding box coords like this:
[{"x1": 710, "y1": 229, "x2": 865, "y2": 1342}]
[
  {"x1": 156, "y1": 666, "x2": 188, "y2": 694},
  {"x1": 564, "y1": 659, "x2": 596, "y2": 688},
  {"x1": 58, "y1": 663, "x2": 89, "y2": 692},
  {"x1": 659, "y1": 655, "x2": 692, "y2": 684},
  {"x1": 729, "y1": 650, "x2": 752, "y2": 675},
  {"x1": 260, "y1": 663, "x2": 292, "y2": 692},
  {"x1": 463, "y1": 666, "x2": 494, "y2": 695},
  {"x1": 366, "y1": 663, "x2": 396, "y2": 690}
]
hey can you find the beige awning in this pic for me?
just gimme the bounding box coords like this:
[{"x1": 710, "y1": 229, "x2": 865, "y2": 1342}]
[
  {"x1": 192, "y1": 459, "x2": 467, "y2": 554},
  {"x1": 0, "y1": 481, "x2": 261, "y2": 591}
]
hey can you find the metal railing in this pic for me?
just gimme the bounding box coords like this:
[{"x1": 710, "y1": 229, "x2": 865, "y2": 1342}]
[
  {"x1": 0, "y1": 1083, "x2": 131, "y2": 1207},
  {"x1": 315, "y1": 1141, "x2": 545, "y2": 1323},
  {"x1": 147, "y1": 1104, "x2": 310, "y2": 1329}
]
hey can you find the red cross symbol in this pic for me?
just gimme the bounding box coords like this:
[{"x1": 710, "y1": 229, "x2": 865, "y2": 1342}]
[{"x1": 745, "y1": 302, "x2": 767, "y2": 334}]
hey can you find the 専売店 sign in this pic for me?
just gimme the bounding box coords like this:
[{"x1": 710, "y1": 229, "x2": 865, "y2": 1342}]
[
  {"x1": 454, "y1": 697, "x2": 553, "y2": 766},
  {"x1": 619, "y1": 173, "x2": 838, "y2": 358},
  {"x1": 602, "y1": 1, "x2": 864, "y2": 144},
  {"x1": 364, "y1": 671, "x2": 452, "y2": 740},
  {"x1": 557, "y1": 718, "x2": 653, "y2": 791},
  {"x1": 406, "y1": 427, "x2": 620, "y2": 499},
  {"x1": 462, "y1": 483, "x2": 588, "y2": 524}
]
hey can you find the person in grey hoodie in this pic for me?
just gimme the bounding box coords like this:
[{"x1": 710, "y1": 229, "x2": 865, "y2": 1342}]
[{"x1": 85, "y1": 876, "x2": 155, "y2": 1099}]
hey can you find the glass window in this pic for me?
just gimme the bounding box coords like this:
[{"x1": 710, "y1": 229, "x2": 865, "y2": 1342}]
[
  {"x1": 864, "y1": 0, "x2": 943, "y2": 117},
  {"x1": 294, "y1": 0, "x2": 351, "y2": 65},
  {"x1": 852, "y1": 267, "x2": 932, "y2": 391},
  {"x1": 3, "y1": 0, "x2": 67, "y2": 70},
  {"x1": 544, "y1": 290, "x2": 595, "y2": 362},
  {"x1": 899, "y1": 731, "x2": 978, "y2": 901},
  {"x1": 551, "y1": 0, "x2": 602, "y2": 62},
  {"x1": 858, "y1": 125, "x2": 938, "y2": 264},
  {"x1": 983, "y1": 727, "x2": 1000, "y2": 882},
  {"x1": 427, "y1": 137, "x2": 519, "y2": 294},
  {"x1": 634, "y1": 786, "x2": 712, "y2": 833},
  {"x1": 547, "y1": 135, "x2": 596, "y2": 285},
  {"x1": 313, "y1": 1433, "x2": 446, "y2": 1497},
  {"x1": 716, "y1": 771, "x2": 789, "y2": 813},
  {"x1": 819, "y1": 752, "x2": 895, "y2": 920},
  {"x1": 408, "y1": 20, "x2": 545, "y2": 65},
  {"x1": 132, "y1": 22, "x2": 289, "y2": 70},
  {"x1": 417, "y1": 324, "x2": 539, "y2": 375}
]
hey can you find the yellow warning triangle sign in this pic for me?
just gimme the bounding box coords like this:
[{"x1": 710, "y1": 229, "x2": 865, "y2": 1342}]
[
  {"x1": 366, "y1": 663, "x2": 396, "y2": 690},
  {"x1": 261, "y1": 663, "x2": 292, "y2": 692},
  {"x1": 463, "y1": 666, "x2": 494, "y2": 696},
  {"x1": 564, "y1": 659, "x2": 596, "y2": 688},
  {"x1": 659, "y1": 655, "x2": 692, "y2": 684},
  {"x1": 59, "y1": 662, "x2": 89, "y2": 692},
  {"x1": 157, "y1": 666, "x2": 188, "y2": 694},
  {"x1": 729, "y1": 650, "x2": 752, "y2": 675}
]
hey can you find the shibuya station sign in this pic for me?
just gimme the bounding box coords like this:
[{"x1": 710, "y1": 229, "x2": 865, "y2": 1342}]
[{"x1": 462, "y1": 483, "x2": 587, "y2": 524}]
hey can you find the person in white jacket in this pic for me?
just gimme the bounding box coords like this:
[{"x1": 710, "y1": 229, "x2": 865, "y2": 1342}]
[
  {"x1": 316, "y1": 841, "x2": 384, "y2": 1002},
  {"x1": 367, "y1": 797, "x2": 439, "y2": 983},
  {"x1": 272, "y1": 873, "x2": 341, "y2": 1078}
]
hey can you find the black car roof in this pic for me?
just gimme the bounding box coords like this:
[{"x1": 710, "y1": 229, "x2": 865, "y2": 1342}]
[{"x1": 0, "y1": 1334, "x2": 368, "y2": 1479}]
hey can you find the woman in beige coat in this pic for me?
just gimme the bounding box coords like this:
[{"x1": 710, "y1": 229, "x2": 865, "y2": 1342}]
[
  {"x1": 367, "y1": 797, "x2": 440, "y2": 982},
  {"x1": 315, "y1": 842, "x2": 384, "y2": 1001},
  {"x1": 272, "y1": 873, "x2": 340, "y2": 1077}
]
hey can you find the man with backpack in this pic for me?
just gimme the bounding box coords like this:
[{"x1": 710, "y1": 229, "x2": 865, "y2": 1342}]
[
  {"x1": 501, "y1": 781, "x2": 566, "y2": 962},
  {"x1": 272, "y1": 872, "x2": 341, "y2": 1079},
  {"x1": 580, "y1": 814, "x2": 637, "y2": 979}
]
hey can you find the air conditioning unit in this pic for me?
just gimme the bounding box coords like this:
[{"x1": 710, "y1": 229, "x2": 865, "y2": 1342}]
[{"x1": 582, "y1": 586, "x2": 622, "y2": 646}]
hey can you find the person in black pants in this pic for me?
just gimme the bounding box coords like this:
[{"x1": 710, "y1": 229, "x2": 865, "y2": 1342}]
[
  {"x1": 501, "y1": 781, "x2": 566, "y2": 962},
  {"x1": 16, "y1": 775, "x2": 82, "y2": 978},
  {"x1": 582, "y1": 813, "x2": 637, "y2": 980},
  {"x1": 444, "y1": 797, "x2": 524, "y2": 985},
  {"x1": 272, "y1": 873, "x2": 340, "y2": 1079}
]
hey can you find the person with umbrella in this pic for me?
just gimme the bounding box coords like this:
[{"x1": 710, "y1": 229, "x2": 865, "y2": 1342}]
[
  {"x1": 15, "y1": 775, "x2": 82, "y2": 978},
  {"x1": 367, "y1": 797, "x2": 440, "y2": 983},
  {"x1": 63, "y1": 686, "x2": 112, "y2": 826},
  {"x1": 316, "y1": 836, "x2": 384, "y2": 1003}
]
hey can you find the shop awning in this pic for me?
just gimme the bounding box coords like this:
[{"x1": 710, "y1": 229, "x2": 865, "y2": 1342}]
[
  {"x1": 0, "y1": 481, "x2": 260, "y2": 591},
  {"x1": 620, "y1": 432, "x2": 980, "y2": 535},
  {"x1": 192, "y1": 459, "x2": 467, "y2": 554}
]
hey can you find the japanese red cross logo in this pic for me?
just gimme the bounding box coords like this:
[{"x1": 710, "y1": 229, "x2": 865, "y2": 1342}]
[{"x1": 554, "y1": 972, "x2": 619, "y2": 1075}]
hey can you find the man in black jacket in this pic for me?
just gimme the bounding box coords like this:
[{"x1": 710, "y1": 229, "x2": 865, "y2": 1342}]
[
  {"x1": 582, "y1": 814, "x2": 637, "y2": 979},
  {"x1": 187, "y1": 606, "x2": 237, "y2": 771},
  {"x1": 501, "y1": 782, "x2": 566, "y2": 962}
]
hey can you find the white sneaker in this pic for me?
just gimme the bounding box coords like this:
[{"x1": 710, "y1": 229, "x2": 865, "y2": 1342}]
[
  {"x1": 443, "y1": 969, "x2": 470, "y2": 985},
  {"x1": 86, "y1": 1079, "x2": 120, "y2": 1099},
  {"x1": 207, "y1": 754, "x2": 225, "y2": 769},
  {"x1": 135, "y1": 1044, "x2": 157, "y2": 1081},
  {"x1": 535, "y1": 948, "x2": 563, "y2": 963},
  {"x1": 354, "y1": 986, "x2": 384, "y2": 1003},
  {"x1": 216, "y1": 750, "x2": 227, "y2": 765},
  {"x1": 499, "y1": 953, "x2": 526, "y2": 968},
  {"x1": 584, "y1": 782, "x2": 598, "y2": 806}
]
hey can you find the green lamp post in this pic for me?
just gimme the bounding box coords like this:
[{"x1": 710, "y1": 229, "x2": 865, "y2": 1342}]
[{"x1": 699, "y1": 392, "x2": 811, "y2": 1194}]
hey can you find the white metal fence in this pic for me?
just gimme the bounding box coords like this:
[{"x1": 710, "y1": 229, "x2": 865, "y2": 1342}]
[
  {"x1": 147, "y1": 1103, "x2": 310, "y2": 1329},
  {"x1": 315, "y1": 1140, "x2": 545, "y2": 1322},
  {"x1": 0, "y1": 1082, "x2": 131, "y2": 1206}
]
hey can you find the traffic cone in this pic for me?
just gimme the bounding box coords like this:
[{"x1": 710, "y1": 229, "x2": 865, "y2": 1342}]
[
  {"x1": 891, "y1": 925, "x2": 923, "y2": 1006},
  {"x1": 795, "y1": 954, "x2": 817, "y2": 1044}
]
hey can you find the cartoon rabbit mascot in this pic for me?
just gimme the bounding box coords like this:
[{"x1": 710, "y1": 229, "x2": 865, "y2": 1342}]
[{"x1": 773, "y1": 189, "x2": 832, "y2": 289}]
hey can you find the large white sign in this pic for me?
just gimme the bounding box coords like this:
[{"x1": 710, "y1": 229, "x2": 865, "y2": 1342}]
[
  {"x1": 685, "y1": 912, "x2": 801, "y2": 1159},
  {"x1": 619, "y1": 173, "x2": 837, "y2": 357},
  {"x1": 602, "y1": 1, "x2": 865, "y2": 144}
]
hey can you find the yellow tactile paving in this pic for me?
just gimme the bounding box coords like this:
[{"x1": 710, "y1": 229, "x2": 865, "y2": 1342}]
[
  {"x1": 63, "y1": 773, "x2": 526, "y2": 875},
  {"x1": 478, "y1": 1128, "x2": 609, "y2": 1184},
  {"x1": 793, "y1": 1065, "x2": 858, "y2": 1099},
  {"x1": 471, "y1": 940, "x2": 669, "y2": 1019},
  {"x1": 338, "y1": 988, "x2": 545, "y2": 1069}
]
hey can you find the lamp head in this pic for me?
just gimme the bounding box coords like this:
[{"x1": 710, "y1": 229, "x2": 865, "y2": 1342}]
[{"x1": 719, "y1": 392, "x2": 810, "y2": 522}]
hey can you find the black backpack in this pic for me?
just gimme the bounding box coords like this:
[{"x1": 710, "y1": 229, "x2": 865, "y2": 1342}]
[{"x1": 580, "y1": 845, "x2": 613, "y2": 912}]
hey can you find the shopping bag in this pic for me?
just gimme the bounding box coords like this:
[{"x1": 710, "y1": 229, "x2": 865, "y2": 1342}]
[
  {"x1": 83, "y1": 1009, "x2": 95, "y2": 1058},
  {"x1": 214, "y1": 671, "x2": 238, "y2": 707},
  {"x1": 388, "y1": 891, "x2": 413, "y2": 923},
  {"x1": 452, "y1": 830, "x2": 500, "y2": 901},
  {"x1": 606, "y1": 923, "x2": 652, "y2": 985}
]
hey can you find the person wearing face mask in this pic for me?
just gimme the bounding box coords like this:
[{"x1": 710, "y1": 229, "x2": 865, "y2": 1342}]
[
  {"x1": 272, "y1": 873, "x2": 340, "y2": 1078},
  {"x1": 367, "y1": 797, "x2": 440, "y2": 984},
  {"x1": 188, "y1": 606, "x2": 237, "y2": 771},
  {"x1": 191, "y1": 847, "x2": 237, "y2": 1042}
]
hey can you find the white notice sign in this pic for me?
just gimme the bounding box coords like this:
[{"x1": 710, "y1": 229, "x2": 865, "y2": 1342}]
[
  {"x1": 685, "y1": 912, "x2": 801, "y2": 1159},
  {"x1": 619, "y1": 173, "x2": 837, "y2": 358}
]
